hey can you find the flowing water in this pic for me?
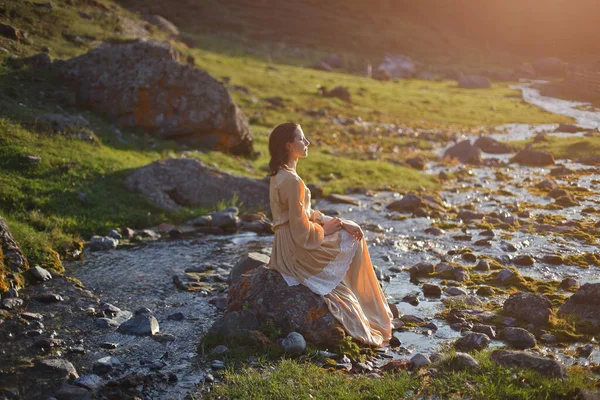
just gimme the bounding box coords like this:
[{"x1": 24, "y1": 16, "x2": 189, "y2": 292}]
[{"x1": 69, "y1": 84, "x2": 600, "y2": 397}]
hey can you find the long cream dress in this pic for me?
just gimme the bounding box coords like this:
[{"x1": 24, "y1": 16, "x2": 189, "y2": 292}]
[{"x1": 267, "y1": 167, "x2": 393, "y2": 346}]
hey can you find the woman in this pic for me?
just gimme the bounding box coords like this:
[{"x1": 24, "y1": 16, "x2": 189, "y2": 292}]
[{"x1": 267, "y1": 122, "x2": 393, "y2": 347}]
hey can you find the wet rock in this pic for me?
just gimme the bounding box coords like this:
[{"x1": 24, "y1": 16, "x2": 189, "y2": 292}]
[
  {"x1": 35, "y1": 358, "x2": 79, "y2": 380},
  {"x1": 503, "y1": 292, "x2": 552, "y2": 325},
  {"x1": 495, "y1": 268, "x2": 519, "y2": 284},
  {"x1": 95, "y1": 318, "x2": 119, "y2": 329},
  {"x1": 229, "y1": 252, "x2": 270, "y2": 284},
  {"x1": 476, "y1": 286, "x2": 496, "y2": 296},
  {"x1": 559, "y1": 277, "x2": 580, "y2": 290},
  {"x1": 99, "y1": 342, "x2": 118, "y2": 349},
  {"x1": 211, "y1": 345, "x2": 229, "y2": 355},
  {"x1": 443, "y1": 295, "x2": 482, "y2": 308},
  {"x1": 89, "y1": 236, "x2": 118, "y2": 251},
  {"x1": 490, "y1": 350, "x2": 566, "y2": 378},
  {"x1": 226, "y1": 267, "x2": 344, "y2": 346},
  {"x1": 74, "y1": 374, "x2": 103, "y2": 390},
  {"x1": 29, "y1": 266, "x2": 53, "y2": 282},
  {"x1": 211, "y1": 360, "x2": 225, "y2": 370},
  {"x1": 323, "y1": 86, "x2": 351, "y2": 103},
  {"x1": 549, "y1": 188, "x2": 568, "y2": 199},
  {"x1": 21, "y1": 312, "x2": 44, "y2": 321},
  {"x1": 33, "y1": 294, "x2": 63, "y2": 303},
  {"x1": 474, "y1": 136, "x2": 514, "y2": 154},
  {"x1": 422, "y1": 283, "x2": 442, "y2": 297},
  {"x1": 281, "y1": 332, "x2": 306, "y2": 355},
  {"x1": 55, "y1": 382, "x2": 90, "y2": 400},
  {"x1": 445, "y1": 287, "x2": 467, "y2": 296},
  {"x1": 499, "y1": 327, "x2": 536, "y2": 349},
  {"x1": 450, "y1": 352, "x2": 479, "y2": 370},
  {"x1": 408, "y1": 261, "x2": 434, "y2": 277},
  {"x1": 455, "y1": 332, "x2": 491, "y2": 351},
  {"x1": 401, "y1": 293, "x2": 420, "y2": 306},
  {"x1": 553, "y1": 123, "x2": 583, "y2": 133},
  {"x1": 386, "y1": 193, "x2": 423, "y2": 213},
  {"x1": 167, "y1": 312, "x2": 185, "y2": 321},
  {"x1": 558, "y1": 283, "x2": 600, "y2": 333},
  {"x1": 542, "y1": 255, "x2": 564, "y2": 265},
  {"x1": 328, "y1": 194, "x2": 360, "y2": 206},
  {"x1": 555, "y1": 195, "x2": 579, "y2": 207},
  {"x1": 93, "y1": 356, "x2": 120, "y2": 375},
  {"x1": 409, "y1": 353, "x2": 431, "y2": 369},
  {"x1": 577, "y1": 156, "x2": 600, "y2": 166},
  {"x1": 472, "y1": 324, "x2": 496, "y2": 339},
  {"x1": 457, "y1": 210, "x2": 485, "y2": 221},
  {"x1": 540, "y1": 333, "x2": 557, "y2": 343},
  {"x1": 550, "y1": 165, "x2": 575, "y2": 176},
  {"x1": 510, "y1": 149, "x2": 555, "y2": 166},
  {"x1": 536, "y1": 179, "x2": 557, "y2": 190},
  {"x1": 513, "y1": 255, "x2": 535, "y2": 266},
  {"x1": 444, "y1": 140, "x2": 482, "y2": 164},
  {"x1": 576, "y1": 344, "x2": 594, "y2": 358},
  {"x1": 125, "y1": 159, "x2": 269, "y2": 212},
  {"x1": 458, "y1": 75, "x2": 491, "y2": 89},
  {"x1": 424, "y1": 227, "x2": 445, "y2": 236},
  {"x1": 117, "y1": 314, "x2": 159, "y2": 336},
  {"x1": 60, "y1": 40, "x2": 252, "y2": 155},
  {"x1": 461, "y1": 253, "x2": 477, "y2": 263},
  {"x1": 106, "y1": 229, "x2": 122, "y2": 240}
]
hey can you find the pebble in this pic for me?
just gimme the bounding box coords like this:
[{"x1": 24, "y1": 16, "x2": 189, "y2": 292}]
[{"x1": 211, "y1": 360, "x2": 225, "y2": 370}]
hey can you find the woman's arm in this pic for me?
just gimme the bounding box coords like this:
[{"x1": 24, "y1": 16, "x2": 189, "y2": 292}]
[
  {"x1": 341, "y1": 219, "x2": 364, "y2": 241},
  {"x1": 281, "y1": 176, "x2": 325, "y2": 249}
]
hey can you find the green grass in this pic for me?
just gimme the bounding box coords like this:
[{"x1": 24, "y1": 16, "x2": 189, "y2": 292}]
[
  {"x1": 203, "y1": 351, "x2": 595, "y2": 400},
  {"x1": 512, "y1": 136, "x2": 600, "y2": 160}
]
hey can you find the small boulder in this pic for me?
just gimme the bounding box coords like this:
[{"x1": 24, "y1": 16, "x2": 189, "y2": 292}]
[
  {"x1": 474, "y1": 136, "x2": 514, "y2": 154},
  {"x1": 89, "y1": 236, "x2": 118, "y2": 251},
  {"x1": 444, "y1": 140, "x2": 482, "y2": 164},
  {"x1": 229, "y1": 252, "x2": 270, "y2": 284},
  {"x1": 323, "y1": 86, "x2": 351, "y2": 103},
  {"x1": 410, "y1": 353, "x2": 431, "y2": 369},
  {"x1": 491, "y1": 350, "x2": 566, "y2": 378},
  {"x1": 281, "y1": 332, "x2": 306, "y2": 355},
  {"x1": 503, "y1": 292, "x2": 552, "y2": 325},
  {"x1": 117, "y1": 314, "x2": 159, "y2": 336},
  {"x1": 455, "y1": 332, "x2": 491, "y2": 351},
  {"x1": 558, "y1": 283, "x2": 600, "y2": 333},
  {"x1": 510, "y1": 149, "x2": 555, "y2": 166},
  {"x1": 500, "y1": 327, "x2": 537, "y2": 349}
]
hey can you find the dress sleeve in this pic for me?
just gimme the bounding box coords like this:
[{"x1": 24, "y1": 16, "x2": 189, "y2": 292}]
[{"x1": 281, "y1": 176, "x2": 324, "y2": 250}]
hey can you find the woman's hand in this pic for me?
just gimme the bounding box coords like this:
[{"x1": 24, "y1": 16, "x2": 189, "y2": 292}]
[
  {"x1": 341, "y1": 219, "x2": 364, "y2": 241},
  {"x1": 322, "y1": 217, "x2": 343, "y2": 235}
]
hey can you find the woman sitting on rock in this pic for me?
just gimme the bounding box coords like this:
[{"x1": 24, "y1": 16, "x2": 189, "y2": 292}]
[{"x1": 267, "y1": 122, "x2": 393, "y2": 346}]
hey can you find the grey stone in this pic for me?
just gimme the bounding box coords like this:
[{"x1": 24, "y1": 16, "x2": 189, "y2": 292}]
[
  {"x1": 1, "y1": 298, "x2": 23, "y2": 310},
  {"x1": 106, "y1": 230, "x2": 122, "y2": 240},
  {"x1": 29, "y1": 266, "x2": 52, "y2": 282},
  {"x1": 95, "y1": 318, "x2": 119, "y2": 328},
  {"x1": 500, "y1": 327, "x2": 537, "y2": 349},
  {"x1": 35, "y1": 358, "x2": 79, "y2": 379},
  {"x1": 558, "y1": 283, "x2": 600, "y2": 333},
  {"x1": 503, "y1": 292, "x2": 552, "y2": 325},
  {"x1": 229, "y1": 252, "x2": 271, "y2": 284},
  {"x1": 117, "y1": 314, "x2": 159, "y2": 336},
  {"x1": 281, "y1": 332, "x2": 306, "y2": 355},
  {"x1": 33, "y1": 294, "x2": 63, "y2": 303},
  {"x1": 445, "y1": 287, "x2": 467, "y2": 296},
  {"x1": 89, "y1": 236, "x2": 118, "y2": 251},
  {"x1": 491, "y1": 350, "x2": 566, "y2": 378},
  {"x1": 55, "y1": 382, "x2": 90, "y2": 400},
  {"x1": 93, "y1": 356, "x2": 120, "y2": 375},
  {"x1": 454, "y1": 332, "x2": 491, "y2": 351},
  {"x1": 74, "y1": 374, "x2": 103, "y2": 390},
  {"x1": 452, "y1": 352, "x2": 480, "y2": 370},
  {"x1": 211, "y1": 345, "x2": 229, "y2": 355},
  {"x1": 410, "y1": 353, "x2": 431, "y2": 368},
  {"x1": 422, "y1": 283, "x2": 442, "y2": 297},
  {"x1": 472, "y1": 324, "x2": 497, "y2": 339},
  {"x1": 444, "y1": 140, "x2": 483, "y2": 164}
]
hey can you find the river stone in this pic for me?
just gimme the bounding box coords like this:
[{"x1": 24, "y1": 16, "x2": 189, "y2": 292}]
[
  {"x1": 444, "y1": 140, "x2": 482, "y2": 164},
  {"x1": 410, "y1": 353, "x2": 431, "y2": 368},
  {"x1": 555, "y1": 195, "x2": 579, "y2": 207},
  {"x1": 495, "y1": 268, "x2": 519, "y2": 284},
  {"x1": 211, "y1": 207, "x2": 240, "y2": 229},
  {"x1": 543, "y1": 255, "x2": 564, "y2": 265},
  {"x1": 59, "y1": 40, "x2": 252, "y2": 155},
  {"x1": 474, "y1": 136, "x2": 515, "y2": 154},
  {"x1": 576, "y1": 344, "x2": 594, "y2": 358},
  {"x1": 558, "y1": 283, "x2": 600, "y2": 333},
  {"x1": 451, "y1": 352, "x2": 479, "y2": 370},
  {"x1": 89, "y1": 236, "x2": 118, "y2": 251},
  {"x1": 226, "y1": 266, "x2": 345, "y2": 347},
  {"x1": 229, "y1": 252, "x2": 270, "y2": 284},
  {"x1": 328, "y1": 194, "x2": 360, "y2": 206},
  {"x1": 510, "y1": 149, "x2": 555, "y2": 166},
  {"x1": 422, "y1": 283, "x2": 442, "y2": 297},
  {"x1": 386, "y1": 193, "x2": 423, "y2": 212},
  {"x1": 559, "y1": 277, "x2": 580, "y2": 290},
  {"x1": 503, "y1": 292, "x2": 552, "y2": 325},
  {"x1": 472, "y1": 324, "x2": 497, "y2": 339},
  {"x1": 29, "y1": 266, "x2": 52, "y2": 282},
  {"x1": 490, "y1": 350, "x2": 566, "y2": 378},
  {"x1": 455, "y1": 332, "x2": 490, "y2": 352},
  {"x1": 1, "y1": 298, "x2": 23, "y2": 310},
  {"x1": 408, "y1": 262, "x2": 434, "y2": 277},
  {"x1": 35, "y1": 358, "x2": 79, "y2": 380},
  {"x1": 445, "y1": 287, "x2": 467, "y2": 296},
  {"x1": 95, "y1": 317, "x2": 120, "y2": 329},
  {"x1": 117, "y1": 314, "x2": 159, "y2": 336},
  {"x1": 33, "y1": 294, "x2": 63, "y2": 303},
  {"x1": 500, "y1": 327, "x2": 537, "y2": 349},
  {"x1": 124, "y1": 159, "x2": 269, "y2": 212},
  {"x1": 281, "y1": 332, "x2": 306, "y2": 355},
  {"x1": 513, "y1": 255, "x2": 535, "y2": 266}
]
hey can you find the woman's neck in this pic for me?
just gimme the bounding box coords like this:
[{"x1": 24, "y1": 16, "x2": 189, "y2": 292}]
[{"x1": 285, "y1": 158, "x2": 298, "y2": 172}]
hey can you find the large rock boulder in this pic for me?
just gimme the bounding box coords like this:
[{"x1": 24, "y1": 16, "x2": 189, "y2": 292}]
[
  {"x1": 59, "y1": 39, "x2": 253, "y2": 155},
  {"x1": 558, "y1": 283, "x2": 600, "y2": 333},
  {"x1": 474, "y1": 136, "x2": 515, "y2": 154},
  {"x1": 1, "y1": 217, "x2": 29, "y2": 280},
  {"x1": 510, "y1": 149, "x2": 555, "y2": 166},
  {"x1": 124, "y1": 158, "x2": 269, "y2": 211},
  {"x1": 503, "y1": 292, "x2": 552, "y2": 326},
  {"x1": 444, "y1": 140, "x2": 483, "y2": 164},
  {"x1": 491, "y1": 350, "x2": 566, "y2": 378},
  {"x1": 226, "y1": 266, "x2": 345, "y2": 347}
]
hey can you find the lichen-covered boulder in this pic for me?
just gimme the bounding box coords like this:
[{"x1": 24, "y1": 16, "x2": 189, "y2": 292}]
[
  {"x1": 60, "y1": 39, "x2": 253, "y2": 155},
  {"x1": 226, "y1": 266, "x2": 345, "y2": 347},
  {"x1": 124, "y1": 158, "x2": 269, "y2": 211},
  {"x1": 491, "y1": 350, "x2": 566, "y2": 378},
  {"x1": 558, "y1": 283, "x2": 600, "y2": 333}
]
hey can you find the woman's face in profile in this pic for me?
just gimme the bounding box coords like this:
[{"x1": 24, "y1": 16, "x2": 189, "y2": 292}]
[{"x1": 288, "y1": 126, "x2": 311, "y2": 159}]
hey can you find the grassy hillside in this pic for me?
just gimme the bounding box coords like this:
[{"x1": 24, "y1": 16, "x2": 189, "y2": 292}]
[{"x1": 0, "y1": 0, "x2": 572, "y2": 280}]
